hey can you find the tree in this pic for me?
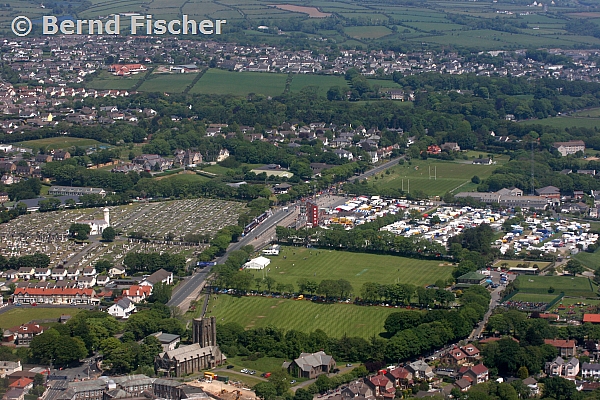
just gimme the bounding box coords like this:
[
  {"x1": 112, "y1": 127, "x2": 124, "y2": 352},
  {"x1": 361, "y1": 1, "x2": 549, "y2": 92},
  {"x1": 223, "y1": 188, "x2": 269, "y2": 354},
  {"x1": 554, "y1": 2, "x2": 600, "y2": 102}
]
[
  {"x1": 69, "y1": 223, "x2": 91, "y2": 241},
  {"x1": 517, "y1": 366, "x2": 529, "y2": 380},
  {"x1": 94, "y1": 259, "x2": 113, "y2": 274},
  {"x1": 542, "y1": 377, "x2": 579, "y2": 400},
  {"x1": 384, "y1": 311, "x2": 422, "y2": 335},
  {"x1": 101, "y1": 227, "x2": 116, "y2": 242},
  {"x1": 315, "y1": 374, "x2": 332, "y2": 393},
  {"x1": 294, "y1": 388, "x2": 313, "y2": 400},
  {"x1": 565, "y1": 259, "x2": 584, "y2": 276},
  {"x1": 269, "y1": 369, "x2": 291, "y2": 396},
  {"x1": 148, "y1": 282, "x2": 172, "y2": 304},
  {"x1": 254, "y1": 382, "x2": 277, "y2": 400},
  {"x1": 264, "y1": 276, "x2": 276, "y2": 293}
]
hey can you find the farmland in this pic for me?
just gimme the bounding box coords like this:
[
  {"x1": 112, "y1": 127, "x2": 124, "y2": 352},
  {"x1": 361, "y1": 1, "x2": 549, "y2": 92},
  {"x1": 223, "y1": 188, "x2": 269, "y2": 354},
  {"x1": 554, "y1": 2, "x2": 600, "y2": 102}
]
[
  {"x1": 514, "y1": 275, "x2": 598, "y2": 298},
  {"x1": 250, "y1": 246, "x2": 452, "y2": 289},
  {"x1": 191, "y1": 70, "x2": 287, "y2": 96},
  {"x1": 5, "y1": 0, "x2": 600, "y2": 51},
  {"x1": 368, "y1": 158, "x2": 506, "y2": 196},
  {"x1": 289, "y1": 75, "x2": 349, "y2": 96},
  {"x1": 206, "y1": 294, "x2": 400, "y2": 338}
]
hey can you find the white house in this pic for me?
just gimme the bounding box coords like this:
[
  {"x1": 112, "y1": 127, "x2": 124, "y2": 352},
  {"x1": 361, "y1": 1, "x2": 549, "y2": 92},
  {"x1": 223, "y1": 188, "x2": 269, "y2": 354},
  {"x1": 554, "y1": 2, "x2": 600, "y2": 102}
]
[
  {"x1": 108, "y1": 265, "x2": 126, "y2": 278},
  {"x1": 34, "y1": 268, "x2": 51, "y2": 281},
  {"x1": 141, "y1": 269, "x2": 173, "y2": 287},
  {"x1": 582, "y1": 363, "x2": 600, "y2": 379},
  {"x1": 107, "y1": 298, "x2": 136, "y2": 319}
]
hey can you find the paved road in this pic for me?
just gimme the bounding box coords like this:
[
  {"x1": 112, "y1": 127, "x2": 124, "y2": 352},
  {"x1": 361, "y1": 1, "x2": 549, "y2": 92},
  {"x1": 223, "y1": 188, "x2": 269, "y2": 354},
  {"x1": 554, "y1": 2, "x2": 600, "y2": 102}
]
[
  {"x1": 167, "y1": 267, "x2": 212, "y2": 309},
  {"x1": 468, "y1": 271, "x2": 516, "y2": 340},
  {"x1": 348, "y1": 157, "x2": 403, "y2": 182}
]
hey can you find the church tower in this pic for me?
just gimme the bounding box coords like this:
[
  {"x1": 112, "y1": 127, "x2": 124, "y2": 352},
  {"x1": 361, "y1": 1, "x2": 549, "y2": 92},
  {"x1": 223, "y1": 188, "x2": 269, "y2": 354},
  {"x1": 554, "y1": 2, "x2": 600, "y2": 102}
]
[{"x1": 193, "y1": 316, "x2": 217, "y2": 347}]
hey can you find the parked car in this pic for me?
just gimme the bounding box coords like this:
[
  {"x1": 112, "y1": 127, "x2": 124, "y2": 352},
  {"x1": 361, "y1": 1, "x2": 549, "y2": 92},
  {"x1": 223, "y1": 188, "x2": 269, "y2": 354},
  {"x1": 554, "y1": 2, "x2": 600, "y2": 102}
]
[
  {"x1": 346, "y1": 363, "x2": 352, "y2": 367},
  {"x1": 227, "y1": 365, "x2": 234, "y2": 369},
  {"x1": 291, "y1": 380, "x2": 296, "y2": 384}
]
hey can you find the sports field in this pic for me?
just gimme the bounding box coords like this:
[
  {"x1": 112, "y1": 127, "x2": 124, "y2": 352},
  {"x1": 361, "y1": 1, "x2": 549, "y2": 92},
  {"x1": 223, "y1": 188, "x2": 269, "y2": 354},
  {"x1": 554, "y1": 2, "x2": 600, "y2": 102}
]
[
  {"x1": 207, "y1": 294, "x2": 399, "y2": 338},
  {"x1": 370, "y1": 159, "x2": 503, "y2": 196},
  {"x1": 254, "y1": 246, "x2": 452, "y2": 289},
  {"x1": 0, "y1": 307, "x2": 82, "y2": 328},
  {"x1": 138, "y1": 74, "x2": 198, "y2": 93},
  {"x1": 515, "y1": 275, "x2": 598, "y2": 297},
  {"x1": 191, "y1": 70, "x2": 287, "y2": 96},
  {"x1": 16, "y1": 137, "x2": 106, "y2": 150}
]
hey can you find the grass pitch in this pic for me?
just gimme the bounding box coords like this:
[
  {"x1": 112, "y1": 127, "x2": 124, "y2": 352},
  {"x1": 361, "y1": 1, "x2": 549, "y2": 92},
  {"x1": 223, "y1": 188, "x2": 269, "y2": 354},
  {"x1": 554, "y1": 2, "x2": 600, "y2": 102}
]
[
  {"x1": 207, "y1": 294, "x2": 400, "y2": 338},
  {"x1": 253, "y1": 246, "x2": 452, "y2": 289},
  {"x1": 515, "y1": 275, "x2": 598, "y2": 297},
  {"x1": 369, "y1": 159, "x2": 504, "y2": 196}
]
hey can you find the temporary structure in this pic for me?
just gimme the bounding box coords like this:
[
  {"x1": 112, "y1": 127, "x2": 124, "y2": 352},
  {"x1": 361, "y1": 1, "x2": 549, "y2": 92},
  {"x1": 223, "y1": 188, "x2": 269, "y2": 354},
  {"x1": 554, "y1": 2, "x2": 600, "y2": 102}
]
[{"x1": 243, "y1": 256, "x2": 271, "y2": 270}]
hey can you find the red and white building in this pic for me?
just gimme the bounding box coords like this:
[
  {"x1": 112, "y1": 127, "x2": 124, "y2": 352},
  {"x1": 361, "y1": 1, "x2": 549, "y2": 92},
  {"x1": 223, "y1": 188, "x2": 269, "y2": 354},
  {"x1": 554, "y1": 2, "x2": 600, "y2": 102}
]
[
  {"x1": 109, "y1": 64, "x2": 147, "y2": 76},
  {"x1": 12, "y1": 287, "x2": 99, "y2": 305}
]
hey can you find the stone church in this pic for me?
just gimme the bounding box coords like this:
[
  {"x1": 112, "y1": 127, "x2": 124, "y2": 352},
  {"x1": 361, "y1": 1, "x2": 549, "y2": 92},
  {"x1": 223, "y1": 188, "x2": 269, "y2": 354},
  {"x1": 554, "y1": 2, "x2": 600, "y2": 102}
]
[{"x1": 154, "y1": 316, "x2": 225, "y2": 377}]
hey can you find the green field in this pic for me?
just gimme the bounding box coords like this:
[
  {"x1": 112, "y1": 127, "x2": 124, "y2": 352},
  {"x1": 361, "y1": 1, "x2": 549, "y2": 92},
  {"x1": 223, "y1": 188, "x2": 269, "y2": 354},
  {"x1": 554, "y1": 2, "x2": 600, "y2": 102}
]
[
  {"x1": 572, "y1": 108, "x2": 600, "y2": 118},
  {"x1": 520, "y1": 117, "x2": 600, "y2": 130},
  {"x1": 575, "y1": 248, "x2": 600, "y2": 269},
  {"x1": 225, "y1": 356, "x2": 287, "y2": 376},
  {"x1": 289, "y1": 75, "x2": 349, "y2": 96},
  {"x1": 191, "y1": 70, "x2": 287, "y2": 96},
  {"x1": 0, "y1": 307, "x2": 82, "y2": 328},
  {"x1": 85, "y1": 70, "x2": 142, "y2": 90},
  {"x1": 345, "y1": 26, "x2": 393, "y2": 39},
  {"x1": 510, "y1": 293, "x2": 559, "y2": 303},
  {"x1": 493, "y1": 260, "x2": 552, "y2": 269},
  {"x1": 369, "y1": 159, "x2": 505, "y2": 196},
  {"x1": 254, "y1": 246, "x2": 452, "y2": 289},
  {"x1": 515, "y1": 275, "x2": 598, "y2": 297},
  {"x1": 16, "y1": 137, "x2": 106, "y2": 149},
  {"x1": 155, "y1": 173, "x2": 211, "y2": 184},
  {"x1": 138, "y1": 73, "x2": 198, "y2": 93},
  {"x1": 6, "y1": 0, "x2": 600, "y2": 51},
  {"x1": 207, "y1": 294, "x2": 399, "y2": 338}
]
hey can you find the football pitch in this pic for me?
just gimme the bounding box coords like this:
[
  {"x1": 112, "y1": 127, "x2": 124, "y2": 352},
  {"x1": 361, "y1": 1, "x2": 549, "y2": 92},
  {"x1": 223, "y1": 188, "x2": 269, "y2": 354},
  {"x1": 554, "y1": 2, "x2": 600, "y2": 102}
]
[
  {"x1": 250, "y1": 246, "x2": 453, "y2": 289},
  {"x1": 207, "y1": 294, "x2": 401, "y2": 338}
]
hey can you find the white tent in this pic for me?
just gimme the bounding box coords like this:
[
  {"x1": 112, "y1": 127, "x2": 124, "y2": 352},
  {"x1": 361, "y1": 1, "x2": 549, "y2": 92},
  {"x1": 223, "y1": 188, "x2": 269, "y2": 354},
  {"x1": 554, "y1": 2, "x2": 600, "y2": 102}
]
[{"x1": 243, "y1": 256, "x2": 271, "y2": 270}]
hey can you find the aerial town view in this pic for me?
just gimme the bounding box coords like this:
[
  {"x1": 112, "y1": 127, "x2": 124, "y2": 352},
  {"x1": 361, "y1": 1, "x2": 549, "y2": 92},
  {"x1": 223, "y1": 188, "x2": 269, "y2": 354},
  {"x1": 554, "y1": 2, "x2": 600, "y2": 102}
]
[{"x1": 2, "y1": 0, "x2": 600, "y2": 399}]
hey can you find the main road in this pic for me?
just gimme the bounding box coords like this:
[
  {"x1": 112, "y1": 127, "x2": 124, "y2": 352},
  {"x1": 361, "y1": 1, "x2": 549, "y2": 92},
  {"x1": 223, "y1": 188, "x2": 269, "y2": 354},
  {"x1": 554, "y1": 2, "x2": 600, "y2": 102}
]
[{"x1": 168, "y1": 157, "x2": 402, "y2": 310}]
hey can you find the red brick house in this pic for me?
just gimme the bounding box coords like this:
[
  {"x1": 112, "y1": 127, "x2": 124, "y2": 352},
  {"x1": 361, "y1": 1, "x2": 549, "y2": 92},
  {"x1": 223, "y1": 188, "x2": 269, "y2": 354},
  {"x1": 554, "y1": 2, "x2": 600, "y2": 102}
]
[
  {"x1": 459, "y1": 364, "x2": 489, "y2": 384},
  {"x1": 384, "y1": 367, "x2": 413, "y2": 390},
  {"x1": 366, "y1": 373, "x2": 395, "y2": 398}
]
